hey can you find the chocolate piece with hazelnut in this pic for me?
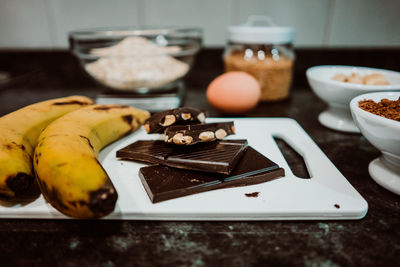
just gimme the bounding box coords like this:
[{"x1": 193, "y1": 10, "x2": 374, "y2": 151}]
[
  {"x1": 164, "y1": 121, "x2": 235, "y2": 145},
  {"x1": 143, "y1": 107, "x2": 206, "y2": 133}
]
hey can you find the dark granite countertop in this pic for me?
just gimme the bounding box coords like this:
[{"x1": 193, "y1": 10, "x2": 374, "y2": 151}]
[{"x1": 0, "y1": 49, "x2": 399, "y2": 266}]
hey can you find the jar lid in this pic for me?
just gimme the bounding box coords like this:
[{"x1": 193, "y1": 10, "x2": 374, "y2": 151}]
[{"x1": 228, "y1": 16, "x2": 295, "y2": 44}]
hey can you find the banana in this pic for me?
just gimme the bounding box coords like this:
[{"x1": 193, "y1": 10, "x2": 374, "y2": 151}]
[
  {"x1": 33, "y1": 104, "x2": 150, "y2": 219},
  {"x1": 0, "y1": 96, "x2": 93, "y2": 198}
]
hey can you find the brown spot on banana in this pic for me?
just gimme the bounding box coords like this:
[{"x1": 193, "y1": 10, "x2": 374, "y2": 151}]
[
  {"x1": 6, "y1": 172, "x2": 35, "y2": 196},
  {"x1": 47, "y1": 188, "x2": 71, "y2": 212},
  {"x1": 11, "y1": 142, "x2": 25, "y2": 151},
  {"x1": 93, "y1": 105, "x2": 130, "y2": 111},
  {"x1": 3, "y1": 142, "x2": 26, "y2": 151},
  {"x1": 122, "y1": 114, "x2": 133, "y2": 125},
  {"x1": 68, "y1": 200, "x2": 86, "y2": 208},
  {"x1": 68, "y1": 201, "x2": 78, "y2": 208},
  {"x1": 35, "y1": 175, "x2": 70, "y2": 212},
  {"x1": 3, "y1": 144, "x2": 12, "y2": 150},
  {"x1": 86, "y1": 159, "x2": 119, "y2": 218},
  {"x1": 79, "y1": 135, "x2": 94, "y2": 151},
  {"x1": 88, "y1": 187, "x2": 118, "y2": 218},
  {"x1": 52, "y1": 100, "x2": 91, "y2": 106}
]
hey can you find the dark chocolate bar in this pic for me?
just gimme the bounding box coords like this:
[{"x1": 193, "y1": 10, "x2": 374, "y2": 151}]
[
  {"x1": 139, "y1": 147, "x2": 285, "y2": 203},
  {"x1": 143, "y1": 107, "x2": 206, "y2": 133},
  {"x1": 164, "y1": 121, "x2": 235, "y2": 145},
  {"x1": 117, "y1": 139, "x2": 248, "y2": 174}
]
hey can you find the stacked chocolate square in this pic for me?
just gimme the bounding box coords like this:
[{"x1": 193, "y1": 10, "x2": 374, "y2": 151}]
[{"x1": 116, "y1": 107, "x2": 284, "y2": 203}]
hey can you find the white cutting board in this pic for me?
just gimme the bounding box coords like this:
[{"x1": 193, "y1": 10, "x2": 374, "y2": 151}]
[{"x1": 0, "y1": 118, "x2": 368, "y2": 220}]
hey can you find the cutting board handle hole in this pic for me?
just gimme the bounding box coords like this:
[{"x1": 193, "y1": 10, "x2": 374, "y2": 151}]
[{"x1": 273, "y1": 136, "x2": 311, "y2": 179}]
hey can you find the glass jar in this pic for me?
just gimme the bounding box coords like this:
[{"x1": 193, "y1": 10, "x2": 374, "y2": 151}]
[{"x1": 224, "y1": 16, "x2": 295, "y2": 102}]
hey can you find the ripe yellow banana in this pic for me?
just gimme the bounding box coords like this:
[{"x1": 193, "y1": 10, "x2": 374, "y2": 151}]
[
  {"x1": 0, "y1": 96, "x2": 93, "y2": 198},
  {"x1": 34, "y1": 104, "x2": 150, "y2": 219}
]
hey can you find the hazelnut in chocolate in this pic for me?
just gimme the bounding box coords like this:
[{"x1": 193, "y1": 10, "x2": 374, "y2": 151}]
[
  {"x1": 164, "y1": 121, "x2": 235, "y2": 145},
  {"x1": 144, "y1": 107, "x2": 206, "y2": 133}
]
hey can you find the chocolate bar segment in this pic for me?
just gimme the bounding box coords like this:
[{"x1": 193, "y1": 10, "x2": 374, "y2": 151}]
[
  {"x1": 143, "y1": 107, "x2": 206, "y2": 133},
  {"x1": 117, "y1": 139, "x2": 248, "y2": 174},
  {"x1": 139, "y1": 146, "x2": 284, "y2": 203},
  {"x1": 164, "y1": 121, "x2": 235, "y2": 145}
]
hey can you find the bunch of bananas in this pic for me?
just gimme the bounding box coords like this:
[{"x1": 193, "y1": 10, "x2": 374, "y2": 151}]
[{"x1": 0, "y1": 96, "x2": 149, "y2": 218}]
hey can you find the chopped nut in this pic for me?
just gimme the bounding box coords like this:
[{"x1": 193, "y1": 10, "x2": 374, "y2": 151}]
[
  {"x1": 172, "y1": 133, "x2": 193, "y2": 145},
  {"x1": 347, "y1": 73, "x2": 363, "y2": 84},
  {"x1": 332, "y1": 73, "x2": 347, "y2": 82},
  {"x1": 181, "y1": 113, "x2": 191, "y2": 120},
  {"x1": 164, "y1": 135, "x2": 170, "y2": 142},
  {"x1": 197, "y1": 112, "x2": 206, "y2": 123},
  {"x1": 161, "y1": 114, "x2": 176, "y2": 126},
  {"x1": 332, "y1": 72, "x2": 390, "y2": 85},
  {"x1": 199, "y1": 131, "x2": 215, "y2": 141},
  {"x1": 215, "y1": 129, "x2": 227, "y2": 139},
  {"x1": 363, "y1": 73, "x2": 389, "y2": 85},
  {"x1": 144, "y1": 123, "x2": 150, "y2": 133},
  {"x1": 231, "y1": 125, "x2": 236, "y2": 133}
]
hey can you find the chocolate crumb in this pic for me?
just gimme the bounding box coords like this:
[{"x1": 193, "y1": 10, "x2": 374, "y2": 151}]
[
  {"x1": 358, "y1": 97, "x2": 400, "y2": 121},
  {"x1": 245, "y1": 192, "x2": 260, "y2": 198},
  {"x1": 334, "y1": 204, "x2": 340, "y2": 209}
]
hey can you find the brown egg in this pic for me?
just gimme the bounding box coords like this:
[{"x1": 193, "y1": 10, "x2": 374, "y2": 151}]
[{"x1": 206, "y1": 71, "x2": 261, "y2": 114}]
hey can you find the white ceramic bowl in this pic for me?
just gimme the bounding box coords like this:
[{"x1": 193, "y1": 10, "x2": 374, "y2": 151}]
[
  {"x1": 350, "y1": 91, "x2": 400, "y2": 194},
  {"x1": 307, "y1": 65, "x2": 400, "y2": 132}
]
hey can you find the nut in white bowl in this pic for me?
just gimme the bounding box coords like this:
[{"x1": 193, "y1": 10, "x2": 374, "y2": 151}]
[
  {"x1": 350, "y1": 91, "x2": 400, "y2": 194},
  {"x1": 306, "y1": 65, "x2": 400, "y2": 133}
]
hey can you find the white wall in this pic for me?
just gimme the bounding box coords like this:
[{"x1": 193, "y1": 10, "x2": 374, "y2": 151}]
[{"x1": 0, "y1": 0, "x2": 399, "y2": 48}]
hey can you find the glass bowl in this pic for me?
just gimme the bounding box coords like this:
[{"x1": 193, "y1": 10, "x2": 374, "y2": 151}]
[{"x1": 69, "y1": 27, "x2": 202, "y2": 93}]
